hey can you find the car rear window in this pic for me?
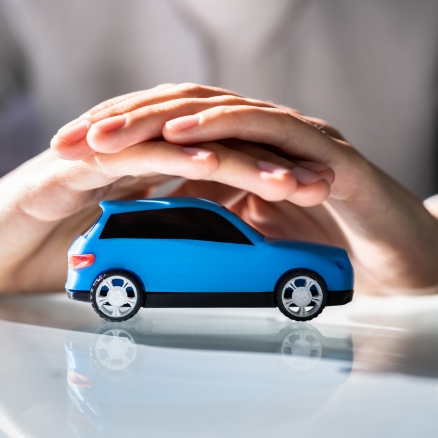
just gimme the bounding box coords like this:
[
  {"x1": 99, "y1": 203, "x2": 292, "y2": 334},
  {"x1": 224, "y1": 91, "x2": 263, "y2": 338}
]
[{"x1": 99, "y1": 207, "x2": 253, "y2": 245}]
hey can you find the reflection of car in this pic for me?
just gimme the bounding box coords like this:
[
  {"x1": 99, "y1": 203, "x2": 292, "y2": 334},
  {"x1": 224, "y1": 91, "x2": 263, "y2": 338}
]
[
  {"x1": 65, "y1": 319, "x2": 353, "y2": 436},
  {"x1": 66, "y1": 197, "x2": 354, "y2": 322}
]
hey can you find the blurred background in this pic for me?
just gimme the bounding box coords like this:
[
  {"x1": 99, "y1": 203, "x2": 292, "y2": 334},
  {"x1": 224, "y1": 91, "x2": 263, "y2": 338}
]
[{"x1": 0, "y1": 0, "x2": 437, "y2": 198}]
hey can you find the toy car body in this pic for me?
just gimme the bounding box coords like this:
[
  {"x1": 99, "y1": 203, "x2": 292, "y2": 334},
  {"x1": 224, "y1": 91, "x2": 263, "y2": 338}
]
[{"x1": 66, "y1": 197, "x2": 354, "y2": 322}]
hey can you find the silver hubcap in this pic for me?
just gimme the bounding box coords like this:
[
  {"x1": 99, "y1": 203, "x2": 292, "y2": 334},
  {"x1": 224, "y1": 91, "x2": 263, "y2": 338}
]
[
  {"x1": 280, "y1": 330, "x2": 323, "y2": 370},
  {"x1": 281, "y1": 275, "x2": 323, "y2": 318},
  {"x1": 94, "y1": 329, "x2": 137, "y2": 371},
  {"x1": 95, "y1": 275, "x2": 138, "y2": 318}
]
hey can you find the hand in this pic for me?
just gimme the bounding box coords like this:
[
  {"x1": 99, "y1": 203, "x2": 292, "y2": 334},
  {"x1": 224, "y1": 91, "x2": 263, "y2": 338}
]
[
  {"x1": 51, "y1": 83, "x2": 334, "y2": 206},
  {"x1": 51, "y1": 83, "x2": 438, "y2": 293}
]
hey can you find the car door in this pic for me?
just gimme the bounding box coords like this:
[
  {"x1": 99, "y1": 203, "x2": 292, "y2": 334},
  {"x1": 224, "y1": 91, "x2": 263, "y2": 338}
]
[
  {"x1": 98, "y1": 206, "x2": 269, "y2": 293},
  {"x1": 137, "y1": 206, "x2": 266, "y2": 293}
]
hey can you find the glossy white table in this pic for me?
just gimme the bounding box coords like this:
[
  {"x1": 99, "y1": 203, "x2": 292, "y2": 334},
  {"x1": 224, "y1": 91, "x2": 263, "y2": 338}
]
[{"x1": 0, "y1": 293, "x2": 437, "y2": 438}]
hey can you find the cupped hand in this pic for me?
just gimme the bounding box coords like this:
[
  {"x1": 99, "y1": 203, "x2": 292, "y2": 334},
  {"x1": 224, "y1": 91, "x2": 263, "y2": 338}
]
[{"x1": 51, "y1": 84, "x2": 335, "y2": 207}]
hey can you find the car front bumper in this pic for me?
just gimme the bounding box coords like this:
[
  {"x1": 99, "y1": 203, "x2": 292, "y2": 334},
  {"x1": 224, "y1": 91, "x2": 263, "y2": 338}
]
[{"x1": 326, "y1": 290, "x2": 354, "y2": 306}]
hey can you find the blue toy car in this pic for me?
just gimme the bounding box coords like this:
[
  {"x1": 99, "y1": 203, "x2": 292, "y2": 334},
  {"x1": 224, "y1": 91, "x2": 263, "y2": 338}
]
[{"x1": 66, "y1": 197, "x2": 354, "y2": 322}]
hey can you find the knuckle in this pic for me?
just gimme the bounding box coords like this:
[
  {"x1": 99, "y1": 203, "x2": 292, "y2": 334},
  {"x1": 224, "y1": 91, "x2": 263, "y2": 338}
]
[
  {"x1": 271, "y1": 107, "x2": 292, "y2": 119},
  {"x1": 94, "y1": 102, "x2": 111, "y2": 113},
  {"x1": 303, "y1": 116, "x2": 341, "y2": 136},
  {"x1": 217, "y1": 105, "x2": 239, "y2": 116},
  {"x1": 212, "y1": 95, "x2": 245, "y2": 106},
  {"x1": 216, "y1": 105, "x2": 249, "y2": 120},
  {"x1": 199, "y1": 105, "x2": 228, "y2": 121},
  {"x1": 85, "y1": 154, "x2": 117, "y2": 180},
  {"x1": 151, "y1": 100, "x2": 180, "y2": 114},
  {"x1": 176, "y1": 82, "x2": 203, "y2": 96},
  {"x1": 114, "y1": 99, "x2": 133, "y2": 115}
]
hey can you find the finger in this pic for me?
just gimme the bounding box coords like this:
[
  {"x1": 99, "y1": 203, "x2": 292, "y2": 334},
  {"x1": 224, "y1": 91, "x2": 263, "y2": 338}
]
[
  {"x1": 162, "y1": 106, "x2": 351, "y2": 203},
  {"x1": 61, "y1": 139, "x2": 296, "y2": 205},
  {"x1": 111, "y1": 140, "x2": 305, "y2": 203},
  {"x1": 50, "y1": 119, "x2": 93, "y2": 160},
  {"x1": 294, "y1": 160, "x2": 335, "y2": 186},
  {"x1": 51, "y1": 84, "x2": 177, "y2": 159},
  {"x1": 66, "y1": 83, "x2": 245, "y2": 130},
  {"x1": 296, "y1": 116, "x2": 346, "y2": 141},
  {"x1": 87, "y1": 83, "x2": 245, "y2": 123},
  {"x1": 163, "y1": 105, "x2": 345, "y2": 168},
  {"x1": 51, "y1": 85, "x2": 250, "y2": 160},
  {"x1": 169, "y1": 180, "x2": 246, "y2": 208},
  {"x1": 151, "y1": 137, "x2": 330, "y2": 206},
  {"x1": 81, "y1": 142, "x2": 220, "y2": 187},
  {"x1": 219, "y1": 139, "x2": 335, "y2": 185},
  {"x1": 86, "y1": 83, "x2": 177, "y2": 117},
  {"x1": 57, "y1": 84, "x2": 177, "y2": 131},
  {"x1": 82, "y1": 96, "x2": 275, "y2": 154},
  {"x1": 216, "y1": 139, "x2": 332, "y2": 206},
  {"x1": 269, "y1": 104, "x2": 345, "y2": 140},
  {"x1": 424, "y1": 194, "x2": 438, "y2": 219},
  {"x1": 178, "y1": 140, "x2": 331, "y2": 205}
]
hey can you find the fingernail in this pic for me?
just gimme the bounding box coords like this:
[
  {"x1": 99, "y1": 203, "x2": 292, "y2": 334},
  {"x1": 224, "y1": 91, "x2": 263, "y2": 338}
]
[
  {"x1": 182, "y1": 147, "x2": 214, "y2": 161},
  {"x1": 295, "y1": 160, "x2": 330, "y2": 173},
  {"x1": 257, "y1": 160, "x2": 292, "y2": 181},
  {"x1": 57, "y1": 112, "x2": 92, "y2": 131},
  {"x1": 166, "y1": 114, "x2": 201, "y2": 132},
  {"x1": 90, "y1": 114, "x2": 126, "y2": 134},
  {"x1": 55, "y1": 119, "x2": 91, "y2": 144},
  {"x1": 292, "y1": 166, "x2": 324, "y2": 185}
]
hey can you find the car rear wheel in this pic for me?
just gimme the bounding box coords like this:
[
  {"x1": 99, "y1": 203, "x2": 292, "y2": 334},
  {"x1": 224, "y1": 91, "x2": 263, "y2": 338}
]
[
  {"x1": 91, "y1": 271, "x2": 144, "y2": 322},
  {"x1": 276, "y1": 270, "x2": 328, "y2": 321}
]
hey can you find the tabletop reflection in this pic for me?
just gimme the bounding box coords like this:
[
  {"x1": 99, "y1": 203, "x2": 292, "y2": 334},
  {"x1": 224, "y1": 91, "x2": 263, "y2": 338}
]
[
  {"x1": 1, "y1": 294, "x2": 438, "y2": 437},
  {"x1": 65, "y1": 315, "x2": 352, "y2": 437}
]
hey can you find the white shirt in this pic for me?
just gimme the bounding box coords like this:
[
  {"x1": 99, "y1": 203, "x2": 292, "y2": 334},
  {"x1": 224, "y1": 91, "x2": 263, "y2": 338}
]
[{"x1": 0, "y1": 0, "x2": 437, "y2": 198}]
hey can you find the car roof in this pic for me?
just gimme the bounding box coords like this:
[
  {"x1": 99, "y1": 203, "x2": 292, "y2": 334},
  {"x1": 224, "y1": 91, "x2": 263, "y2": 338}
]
[{"x1": 99, "y1": 197, "x2": 223, "y2": 214}]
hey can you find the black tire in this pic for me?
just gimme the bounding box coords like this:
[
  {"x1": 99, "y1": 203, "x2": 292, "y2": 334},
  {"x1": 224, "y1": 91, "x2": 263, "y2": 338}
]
[
  {"x1": 91, "y1": 270, "x2": 144, "y2": 322},
  {"x1": 276, "y1": 269, "x2": 328, "y2": 322}
]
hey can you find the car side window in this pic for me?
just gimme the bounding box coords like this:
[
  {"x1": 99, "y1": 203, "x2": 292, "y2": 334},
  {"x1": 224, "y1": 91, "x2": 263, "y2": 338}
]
[{"x1": 99, "y1": 207, "x2": 253, "y2": 245}]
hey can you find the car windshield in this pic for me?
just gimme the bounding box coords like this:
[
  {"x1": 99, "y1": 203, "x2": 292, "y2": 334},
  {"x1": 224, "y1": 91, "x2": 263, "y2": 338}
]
[{"x1": 225, "y1": 209, "x2": 265, "y2": 238}]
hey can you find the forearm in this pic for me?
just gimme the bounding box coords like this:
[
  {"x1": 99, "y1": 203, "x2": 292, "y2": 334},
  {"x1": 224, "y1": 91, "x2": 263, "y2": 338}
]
[
  {"x1": 328, "y1": 159, "x2": 438, "y2": 290},
  {"x1": 0, "y1": 153, "x2": 69, "y2": 292}
]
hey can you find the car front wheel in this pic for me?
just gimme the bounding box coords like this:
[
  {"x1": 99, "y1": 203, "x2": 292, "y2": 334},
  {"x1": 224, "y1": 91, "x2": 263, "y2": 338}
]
[
  {"x1": 276, "y1": 270, "x2": 328, "y2": 321},
  {"x1": 91, "y1": 271, "x2": 144, "y2": 322}
]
